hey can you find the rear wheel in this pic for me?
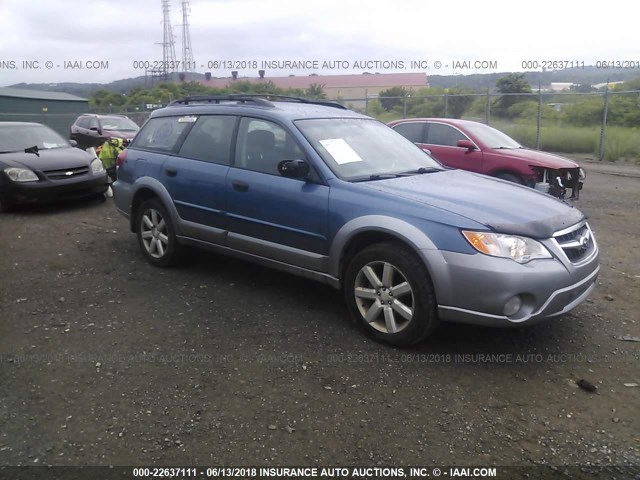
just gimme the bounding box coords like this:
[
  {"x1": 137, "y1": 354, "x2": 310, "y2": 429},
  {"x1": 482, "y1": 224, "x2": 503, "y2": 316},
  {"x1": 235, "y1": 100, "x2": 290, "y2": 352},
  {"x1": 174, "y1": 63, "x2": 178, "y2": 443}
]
[
  {"x1": 135, "y1": 198, "x2": 180, "y2": 267},
  {"x1": 494, "y1": 172, "x2": 523, "y2": 185},
  {"x1": 344, "y1": 242, "x2": 439, "y2": 347}
]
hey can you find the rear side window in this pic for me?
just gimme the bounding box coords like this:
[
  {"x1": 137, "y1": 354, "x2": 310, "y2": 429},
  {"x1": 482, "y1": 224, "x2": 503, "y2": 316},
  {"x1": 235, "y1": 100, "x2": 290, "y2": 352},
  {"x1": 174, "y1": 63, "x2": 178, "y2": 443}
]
[
  {"x1": 76, "y1": 117, "x2": 91, "y2": 128},
  {"x1": 178, "y1": 115, "x2": 236, "y2": 165},
  {"x1": 393, "y1": 122, "x2": 425, "y2": 143},
  {"x1": 426, "y1": 123, "x2": 469, "y2": 147},
  {"x1": 133, "y1": 116, "x2": 192, "y2": 153}
]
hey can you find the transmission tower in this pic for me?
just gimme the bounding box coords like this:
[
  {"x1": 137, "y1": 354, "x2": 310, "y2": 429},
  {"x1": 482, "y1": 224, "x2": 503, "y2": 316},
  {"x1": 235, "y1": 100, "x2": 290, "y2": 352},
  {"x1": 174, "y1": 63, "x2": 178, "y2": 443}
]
[
  {"x1": 152, "y1": 0, "x2": 178, "y2": 82},
  {"x1": 180, "y1": 1, "x2": 194, "y2": 73}
]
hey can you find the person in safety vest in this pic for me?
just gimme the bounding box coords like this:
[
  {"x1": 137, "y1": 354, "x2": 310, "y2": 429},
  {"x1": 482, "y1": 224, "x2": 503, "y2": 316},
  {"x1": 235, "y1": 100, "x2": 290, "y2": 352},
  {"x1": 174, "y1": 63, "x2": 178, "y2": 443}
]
[{"x1": 98, "y1": 137, "x2": 126, "y2": 183}]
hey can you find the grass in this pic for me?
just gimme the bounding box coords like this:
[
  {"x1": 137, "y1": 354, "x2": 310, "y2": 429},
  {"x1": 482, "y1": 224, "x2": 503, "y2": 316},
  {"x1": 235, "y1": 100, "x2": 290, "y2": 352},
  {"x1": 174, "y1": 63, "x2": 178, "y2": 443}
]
[{"x1": 494, "y1": 122, "x2": 640, "y2": 162}]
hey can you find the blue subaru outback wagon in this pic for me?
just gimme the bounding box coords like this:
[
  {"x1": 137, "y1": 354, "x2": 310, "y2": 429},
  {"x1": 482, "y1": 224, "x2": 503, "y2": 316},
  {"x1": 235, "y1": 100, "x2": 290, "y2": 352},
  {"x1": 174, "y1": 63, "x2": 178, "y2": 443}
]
[{"x1": 113, "y1": 95, "x2": 599, "y2": 346}]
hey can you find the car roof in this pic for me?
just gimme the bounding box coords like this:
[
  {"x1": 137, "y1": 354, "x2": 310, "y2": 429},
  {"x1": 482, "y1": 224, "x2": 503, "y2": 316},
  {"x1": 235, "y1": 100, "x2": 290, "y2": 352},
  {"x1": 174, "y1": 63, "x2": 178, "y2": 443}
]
[{"x1": 150, "y1": 100, "x2": 369, "y2": 122}]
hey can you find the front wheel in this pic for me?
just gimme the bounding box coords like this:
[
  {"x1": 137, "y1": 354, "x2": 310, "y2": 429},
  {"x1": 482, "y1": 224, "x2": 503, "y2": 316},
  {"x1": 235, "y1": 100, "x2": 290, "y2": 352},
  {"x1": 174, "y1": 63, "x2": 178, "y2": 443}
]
[
  {"x1": 135, "y1": 198, "x2": 180, "y2": 267},
  {"x1": 344, "y1": 242, "x2": 439, "y2": 347}
]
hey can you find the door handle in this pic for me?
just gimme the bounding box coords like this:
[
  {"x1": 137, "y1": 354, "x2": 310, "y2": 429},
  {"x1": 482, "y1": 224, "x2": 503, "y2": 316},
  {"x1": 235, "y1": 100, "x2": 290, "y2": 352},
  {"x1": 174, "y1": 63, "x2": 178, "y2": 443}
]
[
  {"x1": 232, "y1": 181, "x2": 249, "y2": 192},
  {"x1": 165, "y1": 167, "x2": 177, "y2": 177}
]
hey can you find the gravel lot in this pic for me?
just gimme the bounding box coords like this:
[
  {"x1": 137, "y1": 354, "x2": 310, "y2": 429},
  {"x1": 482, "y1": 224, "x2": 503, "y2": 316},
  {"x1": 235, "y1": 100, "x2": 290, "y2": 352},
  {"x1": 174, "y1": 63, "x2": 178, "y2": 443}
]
[{"x1": 0, "y1": 162, "x2": 638, "y2": 471}]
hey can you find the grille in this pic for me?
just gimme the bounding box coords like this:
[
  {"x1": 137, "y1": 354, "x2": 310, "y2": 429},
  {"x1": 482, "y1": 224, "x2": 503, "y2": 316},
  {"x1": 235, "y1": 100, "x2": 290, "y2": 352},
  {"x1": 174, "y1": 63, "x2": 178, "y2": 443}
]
[
  {"x1": 554, "y1": 222, "x2": 595, "y2": 264},
  {"x1": 44, "y1": 166, "x2": 89, "y2": 180}
]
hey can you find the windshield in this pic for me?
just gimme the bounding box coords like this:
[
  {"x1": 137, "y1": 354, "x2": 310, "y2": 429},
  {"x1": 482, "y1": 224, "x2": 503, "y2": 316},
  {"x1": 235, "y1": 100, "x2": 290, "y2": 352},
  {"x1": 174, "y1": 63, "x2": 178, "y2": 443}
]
[
  {"x1": 0, "y1": 124, "x2": 70, "y2": 152},
  {"x1": 295, "y1": 118, "x2": 443, "y2": 181},
  {"x1": 100, "y1": 117, "x2": 139, "y2": 131},
  {"x1": 464, "y1": 122, "x2": 521, "y2": 149}
]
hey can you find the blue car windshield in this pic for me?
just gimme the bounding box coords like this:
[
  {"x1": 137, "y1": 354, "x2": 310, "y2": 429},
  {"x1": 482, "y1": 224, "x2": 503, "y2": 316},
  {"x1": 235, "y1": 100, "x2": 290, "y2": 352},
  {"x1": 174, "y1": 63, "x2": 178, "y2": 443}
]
[{"x1": 295, "y1": 118, "x2": 443, "y2": 181}]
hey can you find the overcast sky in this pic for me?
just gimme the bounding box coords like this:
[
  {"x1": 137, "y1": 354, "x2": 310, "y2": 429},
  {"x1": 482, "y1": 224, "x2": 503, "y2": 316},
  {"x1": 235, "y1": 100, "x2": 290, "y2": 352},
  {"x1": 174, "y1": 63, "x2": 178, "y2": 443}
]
[{"x1": 0, "y1": 0, "x2": 637, "y2": 86}]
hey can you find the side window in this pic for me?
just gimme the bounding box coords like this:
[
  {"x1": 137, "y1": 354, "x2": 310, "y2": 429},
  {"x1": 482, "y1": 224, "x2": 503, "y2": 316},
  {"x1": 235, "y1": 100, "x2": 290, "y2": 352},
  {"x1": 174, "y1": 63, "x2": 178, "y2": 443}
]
[
  {"x1": 77, "y1": 117, "x2": 90, "y2": 128},
  {"x1": 393, "y1": 122, "x2": 425, "y2": 143},
  {"x1": 426, "y1": 123, "x2": 469, "y2": 147},
  {"x1": 235, "y1": 118, "x2": 304, "y2": 175},
  {"x1": 178, "y1": 115, "x2": 235, "y2": 165},
  {"x1": 132, "y1": 116, "x2": 192, "y2": 153}
]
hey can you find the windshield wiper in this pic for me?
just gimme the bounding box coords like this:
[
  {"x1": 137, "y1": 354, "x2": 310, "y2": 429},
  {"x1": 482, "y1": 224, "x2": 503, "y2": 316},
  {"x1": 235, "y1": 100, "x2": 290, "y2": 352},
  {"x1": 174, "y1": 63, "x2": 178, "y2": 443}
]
[
  {"x1": 0, "y1": 145, "x2": 40, "y2": 156},
  {"x1": 351, "y1": 173, "x2": 408, "y2": 182},
  {"x1": 24, "y1": 145, "x2": 40, "y2": 157},
  {"x1": 399, "y1": 167, "x2": 443, "y2": 175}
]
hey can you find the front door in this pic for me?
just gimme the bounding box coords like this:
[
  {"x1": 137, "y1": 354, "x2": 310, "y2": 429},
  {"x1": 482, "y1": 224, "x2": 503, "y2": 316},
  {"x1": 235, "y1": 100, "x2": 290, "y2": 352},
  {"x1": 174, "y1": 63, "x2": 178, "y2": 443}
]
[
  {"x1": 423, "y1": 122, "x2": 483, "y2": 173},
  {"x1": 225, "y1": 117, "x2": 330, "y2": 270}
]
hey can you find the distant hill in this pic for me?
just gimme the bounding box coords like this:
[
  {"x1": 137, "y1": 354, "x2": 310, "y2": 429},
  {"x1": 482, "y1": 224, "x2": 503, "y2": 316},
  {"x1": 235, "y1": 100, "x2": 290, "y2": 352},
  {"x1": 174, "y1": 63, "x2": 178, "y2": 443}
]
[
  {"x1": 9, "y1": 67, "x2": 639, "y2": 97},
  {"x1": 9, "y1": 72, "x2": 207, "y2": 98},
  {"x1": 428, "y1": 67, "x2": 640, "y2": 90}
]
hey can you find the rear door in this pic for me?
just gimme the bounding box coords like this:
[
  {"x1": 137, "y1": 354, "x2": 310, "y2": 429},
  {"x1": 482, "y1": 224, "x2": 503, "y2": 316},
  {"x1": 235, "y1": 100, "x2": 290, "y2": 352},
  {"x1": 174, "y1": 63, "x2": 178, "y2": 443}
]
[
  {"x1": 161, "y1": 115, "x2": 236, "y2": 243},
  {"x1": 424, "y1": 122, "x2": 483, "y2": 172},
  {"x1": 225, "y1": 117, "x2": 330, "y2": 270},
  {"x1": 391, "y1": 121, "x2": 426, "y2": 147}
]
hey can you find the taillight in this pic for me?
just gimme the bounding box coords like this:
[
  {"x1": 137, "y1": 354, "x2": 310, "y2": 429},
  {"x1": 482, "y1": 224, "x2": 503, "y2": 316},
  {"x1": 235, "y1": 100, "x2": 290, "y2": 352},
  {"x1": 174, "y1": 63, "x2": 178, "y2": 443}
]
[{"x1": 116, "y1": 148, "x2": 128, "y2": 167}]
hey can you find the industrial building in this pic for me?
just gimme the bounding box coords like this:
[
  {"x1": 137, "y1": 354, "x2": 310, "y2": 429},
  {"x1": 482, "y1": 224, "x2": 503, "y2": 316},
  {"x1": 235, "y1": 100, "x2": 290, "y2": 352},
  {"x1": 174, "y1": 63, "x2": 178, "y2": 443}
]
[{"x1": 0, "y1": 87, "x2": 89, "y2": 136}]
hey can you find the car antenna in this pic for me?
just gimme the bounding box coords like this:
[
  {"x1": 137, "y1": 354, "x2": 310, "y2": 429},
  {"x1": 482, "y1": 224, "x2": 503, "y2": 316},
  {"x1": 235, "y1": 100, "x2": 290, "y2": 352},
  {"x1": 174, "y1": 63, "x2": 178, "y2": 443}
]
[{"x1": 24, "y1": 145, "x2": 40, "y2": 157}]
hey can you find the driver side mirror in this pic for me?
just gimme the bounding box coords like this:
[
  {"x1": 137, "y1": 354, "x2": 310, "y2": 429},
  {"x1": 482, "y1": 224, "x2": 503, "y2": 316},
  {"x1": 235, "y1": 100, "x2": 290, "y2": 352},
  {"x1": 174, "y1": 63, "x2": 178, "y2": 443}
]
[
  {"x1": 457, "y1": 139, "x2": 476, "y2": 151},
  {"x1": 278, "y1": 159, "x2": 310, "y2": 180},
  {"x1": 69, "y1": 139, "x2": 78, "y2": 148}
]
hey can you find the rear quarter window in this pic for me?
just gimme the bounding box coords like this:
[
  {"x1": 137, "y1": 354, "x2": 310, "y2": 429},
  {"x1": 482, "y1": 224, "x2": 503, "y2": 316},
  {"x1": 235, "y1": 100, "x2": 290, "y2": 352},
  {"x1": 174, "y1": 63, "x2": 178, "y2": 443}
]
[{"x1": 132, "y1": 116, "x2": 192, "y2": 153}]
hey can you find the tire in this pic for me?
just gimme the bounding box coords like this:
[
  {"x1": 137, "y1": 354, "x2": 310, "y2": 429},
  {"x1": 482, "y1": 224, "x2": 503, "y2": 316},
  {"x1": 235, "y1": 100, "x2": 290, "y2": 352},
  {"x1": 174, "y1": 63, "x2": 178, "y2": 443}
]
[
  {"x1": 494, "y1": 172, "x2": 523, "y2": 185},
  {"x1": 344, "y1": 242, "x2": 439, "y2": 347},
  {"x1": 135, "y1": 198, "x2": 180, "y2": 267}
]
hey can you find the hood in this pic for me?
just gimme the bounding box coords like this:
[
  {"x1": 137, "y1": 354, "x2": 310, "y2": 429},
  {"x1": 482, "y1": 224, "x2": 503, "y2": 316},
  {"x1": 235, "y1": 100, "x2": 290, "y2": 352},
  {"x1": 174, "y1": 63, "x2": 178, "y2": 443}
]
[
  {"x1": 103, "y1": 129, "x2": 137, "y2": 140},
  {"x1": 361, "y1": 169, "x2": 584, "y2": 238},
  {"x1": 0, "y1": 147, "x2": 94, "y2": 171},
  {"x1": 489, "y1": 148, "x2": 579, "y2": 169}
]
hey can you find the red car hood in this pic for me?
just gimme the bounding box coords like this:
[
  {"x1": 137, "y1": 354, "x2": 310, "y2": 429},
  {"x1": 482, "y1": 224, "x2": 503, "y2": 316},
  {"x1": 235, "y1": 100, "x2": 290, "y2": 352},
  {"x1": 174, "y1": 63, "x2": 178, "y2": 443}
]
[{"x1": 489, "y1": 148, "x2": 579, "y2": 169}]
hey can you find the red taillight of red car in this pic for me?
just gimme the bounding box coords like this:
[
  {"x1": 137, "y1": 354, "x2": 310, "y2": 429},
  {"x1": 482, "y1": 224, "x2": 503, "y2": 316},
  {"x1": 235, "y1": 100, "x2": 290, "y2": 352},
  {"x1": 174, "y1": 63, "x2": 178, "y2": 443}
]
[{"x1": 116, "y1": 148, "x2": 128, "y2": 167}]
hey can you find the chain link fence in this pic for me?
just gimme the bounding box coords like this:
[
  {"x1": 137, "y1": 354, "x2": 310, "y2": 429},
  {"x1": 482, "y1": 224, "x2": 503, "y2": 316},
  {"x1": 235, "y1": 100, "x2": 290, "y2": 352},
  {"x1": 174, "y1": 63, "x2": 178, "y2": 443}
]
[
  {"x1": 2, "y1": 90, "x2": 638, "y2": 162},
  {"x1": 342, "y1": 90, "x2": 640, "y2": 162}
]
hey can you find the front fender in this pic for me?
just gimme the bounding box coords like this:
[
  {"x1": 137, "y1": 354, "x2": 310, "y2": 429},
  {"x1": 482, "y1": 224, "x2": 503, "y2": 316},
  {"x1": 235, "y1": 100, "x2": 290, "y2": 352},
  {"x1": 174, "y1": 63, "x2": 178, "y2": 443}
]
[{"x1": 328, "y1": 215, "x2": 439, "y2": 279}]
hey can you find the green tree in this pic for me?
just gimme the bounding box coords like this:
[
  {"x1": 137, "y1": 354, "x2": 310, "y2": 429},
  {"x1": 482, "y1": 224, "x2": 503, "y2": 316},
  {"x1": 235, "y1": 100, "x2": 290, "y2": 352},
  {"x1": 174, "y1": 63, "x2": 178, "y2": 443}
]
[
  {"x1": 379, "y1": 86, "x2": 408, "y2": 111},
  {"x1": 305, "y1": 83, "x2": 326, "y2": 99},
  {"x1": 494, "y1": 73, "x2": 532, "y2": 117}
]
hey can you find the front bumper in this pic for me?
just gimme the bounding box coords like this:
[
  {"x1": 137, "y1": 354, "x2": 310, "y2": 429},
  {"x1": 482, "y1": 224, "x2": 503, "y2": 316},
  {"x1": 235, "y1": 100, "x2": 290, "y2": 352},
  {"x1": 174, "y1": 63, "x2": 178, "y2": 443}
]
[
  {"x1": 2, "y1": 172, "x2": 108, "y2": 204},
  {"x1": 423, "y1": 232, "x2": 599, "y2": 327}
]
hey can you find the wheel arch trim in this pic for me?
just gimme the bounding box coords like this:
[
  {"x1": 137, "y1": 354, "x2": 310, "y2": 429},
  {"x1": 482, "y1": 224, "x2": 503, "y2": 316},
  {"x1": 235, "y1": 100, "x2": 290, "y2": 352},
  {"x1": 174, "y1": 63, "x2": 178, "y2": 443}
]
[
  {"x1": 328, "y1": 215, "x2": 439, "y2": 280},
  {"x1": 129, "y1": 177, "x2": 182, "y2": 235}
]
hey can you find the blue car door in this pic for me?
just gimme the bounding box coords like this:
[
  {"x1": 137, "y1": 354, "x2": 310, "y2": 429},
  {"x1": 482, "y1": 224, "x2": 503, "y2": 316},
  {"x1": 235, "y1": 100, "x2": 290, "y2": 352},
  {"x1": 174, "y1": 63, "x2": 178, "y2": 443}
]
[
  {"x1": 225, "y1": 117, "x2": 330, "y2": 271},
  {"x1": 159, "y1": 115, "x2": 236, "y2": 243}
]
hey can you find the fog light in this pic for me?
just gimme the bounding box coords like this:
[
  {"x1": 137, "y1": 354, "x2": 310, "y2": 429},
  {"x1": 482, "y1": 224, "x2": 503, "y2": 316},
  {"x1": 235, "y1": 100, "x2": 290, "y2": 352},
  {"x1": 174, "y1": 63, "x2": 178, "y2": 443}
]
[{"x1": 504, "y1": 296, "x2": 523, "y2": 316}]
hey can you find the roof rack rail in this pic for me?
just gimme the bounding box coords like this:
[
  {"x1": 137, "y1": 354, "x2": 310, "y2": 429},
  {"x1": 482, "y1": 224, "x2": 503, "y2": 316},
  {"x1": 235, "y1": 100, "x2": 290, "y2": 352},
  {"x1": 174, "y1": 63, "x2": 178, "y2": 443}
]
[
  {"x1": 168, "y1": 94, "x2": 348, "y2": 110},
  {"x1": 168, "y1": 95, "x2": 274, "y2": 107}
]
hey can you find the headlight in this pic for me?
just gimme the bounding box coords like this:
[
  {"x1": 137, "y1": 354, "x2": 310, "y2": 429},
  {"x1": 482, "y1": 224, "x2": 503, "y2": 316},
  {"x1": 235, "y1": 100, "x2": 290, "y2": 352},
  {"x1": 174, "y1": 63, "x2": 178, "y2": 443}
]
[
  {"x1": 5, "y1": 167, "x2": 39, "y2": 182},
  {"x1": 462, "y1": 231, "x2": 552, "y2": 264},
  {"x1": 579, "y1": 167, "x2": 586, "y2": 180},
  {"x1": 90, "y1": 158, "x2": 105, "y2": 173}
]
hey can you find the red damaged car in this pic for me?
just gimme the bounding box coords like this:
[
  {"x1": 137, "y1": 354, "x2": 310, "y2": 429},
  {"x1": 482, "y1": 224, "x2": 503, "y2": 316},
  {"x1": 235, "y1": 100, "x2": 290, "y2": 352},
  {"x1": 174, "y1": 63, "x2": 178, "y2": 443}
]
[{"x1": 388, "y1": 118, "x2": 585, "y2": 199}]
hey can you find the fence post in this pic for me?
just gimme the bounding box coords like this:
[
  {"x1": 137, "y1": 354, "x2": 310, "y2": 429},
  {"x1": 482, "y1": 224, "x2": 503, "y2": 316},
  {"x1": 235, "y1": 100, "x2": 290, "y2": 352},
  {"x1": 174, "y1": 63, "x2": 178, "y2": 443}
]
[
  {"x1": 365, "y1": 88, "x2": 368, "y2": 115},
  {"x1": 403, "y1": 97, "x2": 407, "y2": 119},
  {"x1": 535, "y1": 84, "x2": 542, "y2": 150},
  {"x1": 485, "y1": 89, "x2": 491, "y2": 125},
  {"x1": 598, "y1": 85, "x2": 610, "y2": 161},
  {"x1": 444, "y1": 94, "x2": 448, "y2": 118}
]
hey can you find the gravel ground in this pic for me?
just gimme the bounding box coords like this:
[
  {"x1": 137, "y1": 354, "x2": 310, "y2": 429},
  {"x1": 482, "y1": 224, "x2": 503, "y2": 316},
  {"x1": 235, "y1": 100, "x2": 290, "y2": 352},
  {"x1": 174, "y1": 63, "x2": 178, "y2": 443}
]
[{"x1": 0, "y1": 164, "x2": 638, "y2": 471}]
